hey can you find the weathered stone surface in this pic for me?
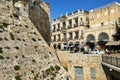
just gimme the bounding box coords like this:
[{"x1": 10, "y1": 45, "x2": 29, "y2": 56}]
[
  {"x1": 57, "y1": 51, "x2": 107, "y2": 80},
  {"x1": 0, "y1": 0, "x2": 68, "y2": 80}
]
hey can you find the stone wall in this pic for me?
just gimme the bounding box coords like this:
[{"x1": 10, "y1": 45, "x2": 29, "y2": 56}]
[
  {"x1": 57, "y1": 51, "x2": 107, "y2": 80},
  {"x1": 29, "y1": 0, "x2": 51, "y2": 46},
  {"x1": 0, "y1": 0, "x2": 69, "y2": 80}
]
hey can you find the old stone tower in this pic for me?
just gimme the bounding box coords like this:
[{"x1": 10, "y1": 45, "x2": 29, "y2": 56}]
[{"x1": 0, "y1": 0, "x2": 68, "y2": 80}]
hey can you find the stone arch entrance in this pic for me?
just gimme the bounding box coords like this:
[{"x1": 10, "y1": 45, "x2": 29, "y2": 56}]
[
  {"x1": 53, "y1": 44, "x2": 57, "y2": 49},
  {"x1": 75, "y1": 41, "x2": 79, "y2": 47},
  {"x1": 98, "y1": 32, "x2": 109, "y2": 41},
  {"x1": 57, "y1": 43, "x2": 61, "y2": 50},
  {"x1": 68, "y1": 42, "x2": 74, "y2": 51},
  {"x1": 86, "y1": 34, "x2": 95, "y2": 42},
  {"x1": 98, "y1": 32, "x2": 109, "y2": 50},
  {"x1": 86, "y1": 34, "x2": 95, "y2": 50}
]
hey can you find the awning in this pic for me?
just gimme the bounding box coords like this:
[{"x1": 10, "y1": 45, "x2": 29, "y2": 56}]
[{"x1": 105, "y1": 41, "x2": 120, "y2": 46}]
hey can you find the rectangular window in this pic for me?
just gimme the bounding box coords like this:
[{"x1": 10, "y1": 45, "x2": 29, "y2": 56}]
[
  {"x1": 80, "y1": 30, "x2": 84, "y2": 39},
  {"x1": 69, "y1": 20, "x2": 72, "y2": 25},
  {"x1": 74, "y1": 67, "x2": 84, "y2": 80},
  {"x1": 63, "y1": 22, "x2": 66, "y2": 27},
  {"x1": 54, "y1": 35, "x2": 56, "y2": 41},
  {"x1": 90, "y1": 68, "x2": 96, "y2": 80},
  {"x1": 69, "y1": 32, "x2": 72, "y2": 40}
]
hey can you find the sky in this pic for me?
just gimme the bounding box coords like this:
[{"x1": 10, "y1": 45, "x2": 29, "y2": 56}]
[{"x1": 43, "y1": 0, "x2": 120, "y2": 20}]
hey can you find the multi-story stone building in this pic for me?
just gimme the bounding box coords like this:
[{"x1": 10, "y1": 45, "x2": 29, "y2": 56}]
[
  {"x1": 51, "y1": 2, "x2": 120, "y2": 51},
  {"x1": 51, "y1": 10, "x2": 89, "y2": 50}
]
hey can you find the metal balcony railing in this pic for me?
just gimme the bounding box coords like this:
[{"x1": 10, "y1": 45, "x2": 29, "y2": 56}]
[
  {"x1": 80, "y1": 36, "x2": 84, "y2": 39},
  {"x1": 102, "y1": 55, "x2": 120, "y2": 68},
  {"x1": 74, "y1": 36, "x2": 79, "y2": 39},
  {"x1": 62, "y1": 38, "x2": 67, "y2": 41},
  {"x1": 74, "y1": 24, "x2": 78, "y2": 27},
  {"x1": 68, "y1": 37, "x2": 73, "y2": 40},
  {"x1": 68, "y1": 25, "x2": 72, "y2": 29},
  {"x1": 52, "y1": 39, "x2": 56, "y2": 42},
  {"x1": 80, "y1": 22, "x2": 84, "y2": 26},
  {"x1": 52, "y1": 29, "x2": 56, "y2": 32},
  {"x1": 57, "y1": 28, "x2": 60, "y2": 31},
  {"x1": 57, "y1": 39, "x2": 60, "y2": 41},
  {"x1": 61, "y1": 27, "x2": 66, "y2": 30}
]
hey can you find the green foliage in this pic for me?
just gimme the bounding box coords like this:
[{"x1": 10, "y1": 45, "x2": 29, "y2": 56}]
[
  {"x1": 22, "y1": 55, "x2": 25, "y2": 58},
  {"x1": 12, "y1": 13, "x2": 19, "y2": 18},
  {"x1": 0, "y1": 22, "x2": 8, "y2": 28},
  {"x1": 4, "y1": 37, "x2": 8, "y2": 41},
  {"x1": 14, "y1": 74, "x2": 22, "y2": 80},
  {"x1": 38, "y1": 38, "x2": 42, "y2": 41},
  {"x1": 50, "y1": 66, "x2": 55, "y2": 71},
  {"x1": 32, "y1": 59, "x2": 36, "y2": 63},
  {"x1": 0, "y1": 55, "x2": 4, "y2": 59},
  {"x1": 14, "y1": 65, "x2": 20, "y2": 71},
  {"x1": 2, "y1": 22, "x2": 9, "y2": 27},
  {"x1": 50, "y1": 77, "x2": 54, "y2": 80},
  {"x1": 4, "y1": 46, "x2": 10, "y2": 49},
  {"x1": 14, "y1": 46, "x2": 19, "y2": 50},
  {"x1": 55, "y1": 65, "x2": 60, "y2": 71},
  {"x1": 10, "y1": 32, "x2": 15, "y2": 40},
  {"x1": 32, "y1": 38, "x2": 36, "y2": 42},
  {"x1": 0, "y1": 38, "x2": 3, "y2": 41},
  {"x1": 6, "y1": 57, "x2": 9, "y2": 59},
  {"x1": 34, "y1": 74, "x2": 38, "y2": 80},
  {"x1": 33, "y1": 32, "x2": 37, "y2": 35},
  {"x1": 0, "y1": 47, "x2": 3, "y2": 53},
  {"x1": 31, "y1": 70, "x2": 34, "y2": 73},
  {"x1": 64, "y1": 67, "x2": 68, "y2": 71},
  {"x1": 25, "y1": 25, "x2": 28, "y2": 28}
]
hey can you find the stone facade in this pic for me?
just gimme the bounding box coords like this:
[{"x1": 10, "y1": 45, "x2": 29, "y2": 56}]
[
  {"x1": 29, "y1": 1, "x2": 51, "y2": 46},
  {"x1": 51, "y1": 10, "x2": 89, "y2": 50},
  {"x1": 57, "y1": 51, "x2": 107, "y2": 80},
  {"x1": 67, "y1": 54, "x2": 107, "y2": 80},
  {"x1": 51, "y1": 2, "x2": 120, "y2": 51},
  {"x1": 0, "y1": 0, "x2": 68, "y2": 80}
]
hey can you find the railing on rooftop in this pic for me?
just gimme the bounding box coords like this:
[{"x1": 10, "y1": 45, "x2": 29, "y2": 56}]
[
  {"x1": 52, "y1": 10, "x2": 89, "y2": 22},
  {"x1": 102, "y1": 55, "x2": 120, "y2": 68}
]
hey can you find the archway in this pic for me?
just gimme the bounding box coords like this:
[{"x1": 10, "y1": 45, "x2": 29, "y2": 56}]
[
  {"x1": 98, "y1": 32, "x2": 109, "y2": 41},
  {"x1": 57, "y1": 43, "x2": 61, "y2": 50},
  {"x1": 86, "y1": 34, "x2": 95, "y2": 42},
  {"x1": 53, "y1": 44, "x2": 57, "y2": 49},
  {"x1": 86, "y1": 34, "x2": 95, "y2": 50},
  {"x1": 68, "y1": 42, "x2": 74, "y2": 51},
  {"x1": 98, "y1": 32, "x2": 109, "y2": 50}
]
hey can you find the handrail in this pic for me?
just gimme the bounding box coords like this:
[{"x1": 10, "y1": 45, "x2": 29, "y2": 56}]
[{"x1": 102, "y1": 55, "x2": 120, "y2": 68}]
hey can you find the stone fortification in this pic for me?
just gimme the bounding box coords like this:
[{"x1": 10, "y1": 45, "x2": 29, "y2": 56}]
[{"x1": 0, "y1": 0, "x2": 68, "y2": 80}]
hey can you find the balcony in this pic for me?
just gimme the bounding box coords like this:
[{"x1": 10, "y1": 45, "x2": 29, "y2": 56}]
[
  {"x1": 68, "y1": 37, "x2": 73, "y2": 40},
  {"x1": 57, "y1": 28, "x2": 60, "y2": 31},
  {"x1": 80, "y1": 36, "x2": 84, "y2": 39},
  {"x1": 62, "y1": 38, "x2": 67, "y2": 41},
  {"x1": 102, "y1": 55, "x2": 120, "y2": 68},
  {"x1": 68, "y1": 25, "x2": 72, "y2": 29},
  {"x1": 74, "y1": 24, "x2": 78, "y2": 27},
  {"x1": 52, "y1": 29, "x2": 56, "y2": 32},
  {"x1": 80, "y1": 22, "x2": 84, "y2": 26},
  {"x1": 52, "y1": 39, "x2": 56, "y2": 42},
  {"x1": 74, "y1": 36, "x2": 79, "y2": 39},
  {"x1": 57, "y1": 39, "x2": 60, "y2": 41},
  {"x1": 61, "y1": 27, "x2": 66, "y2": 30}
]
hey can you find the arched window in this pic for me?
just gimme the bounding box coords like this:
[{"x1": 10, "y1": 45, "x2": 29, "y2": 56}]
[
  {"x1": 86, "y1": 34, "x2": 95, "y2": 42},
  {"x1": 69, "y1": 42, "x2": 73, "y2": 47},
  {"x1": 53, "y1": 44, "x2": 56, "y2": 49},
  {"x1": 98, "y1": 32, "x2": 109, "y2": 41}
]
